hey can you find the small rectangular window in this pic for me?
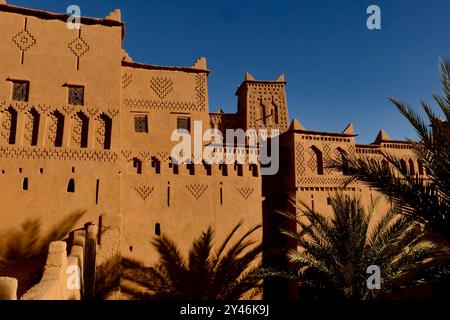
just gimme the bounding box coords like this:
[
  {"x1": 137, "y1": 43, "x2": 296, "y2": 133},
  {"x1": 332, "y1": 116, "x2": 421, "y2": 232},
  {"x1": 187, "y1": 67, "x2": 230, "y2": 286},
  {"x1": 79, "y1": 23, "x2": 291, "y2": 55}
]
[
  {"x1": 12, "y1": 80, "x2": 29, "y2": 102},
  {"x1": 68, "y1": 85, "x2": 84, "y2": 106},
  {"x1": 134, "y1": 115, "x2": 148, "y2": 133},
  {"x1": 155, "y1": 223, "x2": 161, "y2": 236},
  {"x1": 177, "y1": 116, "x2": 191, "y2": 132}
]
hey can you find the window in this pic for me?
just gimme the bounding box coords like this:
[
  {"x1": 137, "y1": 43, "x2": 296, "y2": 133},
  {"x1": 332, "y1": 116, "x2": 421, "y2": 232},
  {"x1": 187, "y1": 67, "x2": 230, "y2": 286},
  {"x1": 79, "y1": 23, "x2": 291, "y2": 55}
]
[
  {"x1": 134, "y1": 115, "x2": 148, "y2": 133},
  {"x1": 155, "y1": 223, "x2": 161, "y2": 236},
  {"x1": 12, "y1": 80, "x2": 29, "y2": 102},
  {"x1": 68, "y1": 85, "x2": 84, "y2": 106},
  {"x1": 177, "y1": 116, "x2": 191, "y2": 132}
]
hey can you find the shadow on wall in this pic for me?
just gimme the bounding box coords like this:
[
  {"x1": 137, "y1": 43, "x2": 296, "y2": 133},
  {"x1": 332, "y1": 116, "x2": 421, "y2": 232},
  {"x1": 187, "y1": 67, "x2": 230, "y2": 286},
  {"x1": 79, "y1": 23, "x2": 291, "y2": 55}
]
[{"x1": 0, "y1": 211, "x2": 85, "y2": 297}]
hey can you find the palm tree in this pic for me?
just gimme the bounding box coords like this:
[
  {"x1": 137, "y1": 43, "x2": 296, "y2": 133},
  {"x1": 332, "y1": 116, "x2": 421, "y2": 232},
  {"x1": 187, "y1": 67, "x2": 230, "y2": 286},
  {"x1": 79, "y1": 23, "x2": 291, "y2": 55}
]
[
  {"x1": 333, "y1": 58, "x2": 450, "y2": 245},
  {"x1": 121, "y1": 222, "x2": 262, "y2": 300},
  {"x1": 271, "y1": 193, "x2": 444, "y2": 300}
]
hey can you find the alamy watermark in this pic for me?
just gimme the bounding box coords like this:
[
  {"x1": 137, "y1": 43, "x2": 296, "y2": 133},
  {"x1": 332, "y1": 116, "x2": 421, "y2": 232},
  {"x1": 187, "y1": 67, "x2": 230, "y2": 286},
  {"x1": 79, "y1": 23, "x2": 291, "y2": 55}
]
[
  {"x1": 366, "y1": 5, "x2": 381, "y2": 30},
  {"x1": 170, "y1": 121, "x2": 280, "y2": 176},
  {"x1": 66, "y1": 5, "x2": 81, "y2": 30}
]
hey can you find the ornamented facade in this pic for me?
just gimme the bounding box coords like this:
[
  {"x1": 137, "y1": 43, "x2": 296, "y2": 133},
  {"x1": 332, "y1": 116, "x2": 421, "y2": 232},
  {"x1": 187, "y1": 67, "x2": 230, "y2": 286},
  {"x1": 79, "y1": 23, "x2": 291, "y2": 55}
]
[{"x1": 0, "y1": 2, "x2": 421, "y2": 273}]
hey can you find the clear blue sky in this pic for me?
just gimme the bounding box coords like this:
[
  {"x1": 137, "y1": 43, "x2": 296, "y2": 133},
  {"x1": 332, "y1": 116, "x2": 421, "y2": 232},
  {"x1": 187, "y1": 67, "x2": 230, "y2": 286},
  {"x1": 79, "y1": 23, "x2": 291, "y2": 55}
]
[{"x1": 8, "y1": 0, "x2": 450, "y2": 143}]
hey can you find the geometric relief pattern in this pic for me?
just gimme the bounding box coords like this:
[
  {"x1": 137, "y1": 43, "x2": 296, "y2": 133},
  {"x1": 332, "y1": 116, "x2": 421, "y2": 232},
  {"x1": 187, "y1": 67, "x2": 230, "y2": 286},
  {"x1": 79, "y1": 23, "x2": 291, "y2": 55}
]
[
  {"x1": 0, "y1": 108, "x2": 14, "y2": 144},
  {"x1": 95, "y1": 117, "x2": 106, "y2": 148},
  {"x1": 297, "y1": 176, "x2": 356, "y2": 186},
  {"x1": 295, "y1": 142, "x2": 305, "y2": 176},
  {"x1": 71, "y1": 113, "x2": 87, "y2": 147},
  {"x1": 323, "y1": 144, "x2": 332, "y2": 174},
  {"x1": 237, "y1": 187, "x2": 253, "y2": 200},
  {"x1": 186, "y1": 184, "x2": 208, "y2": 200},
  {"x1": 47, "y1": 112, "x2": 61, "y2": 146},
  {"x1": 307, "y1": 148, "x2": 317, "y2": 172},
  {"x1": 122, "y1": 73, "x2": 133, "y2": 89},
  {"x1": 135, "y1": 185, "x2": 154, "y2": 201},
  {"x1": 150, "y1": 77, "x2": 173, "y2": 100},
  {"x1": 23, "y1": 108, "x2": 39, "y2": 145},
  {"x1": 247, "y1": 84, "x2": 288, "y2": 132},
  {"x1": 68, "y1": 29, "x2": 90, "y2": 70},
  {"x1": 124, "y1": 73, "x2": 207, "y2": 112},
  {"x1": 195, "y1": 74, "x2": 207, "y2": 111},
  {"x1": 0, "y1": 146, "x2": 118, "y2": 162},
  {"x1": 12, "y1": 18, "x2": 36, "y2": 64}
]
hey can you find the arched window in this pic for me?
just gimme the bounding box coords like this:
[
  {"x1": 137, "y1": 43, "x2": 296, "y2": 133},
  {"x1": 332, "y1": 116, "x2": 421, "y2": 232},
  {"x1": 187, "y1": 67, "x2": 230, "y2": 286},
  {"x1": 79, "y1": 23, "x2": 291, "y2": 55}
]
[
  {"x1": 260, "y1": 102, "x2": 266, "y2": 125},
  {"x1": 26, "y1": 108, "x2": 40, "y2": 146},
  {"x1": 273, "y1": 102, "x2": 279, "y2": 124},
  {"x1": 74, "y1": 112, "x2": 89, "y2": 148},
  {"x1": 49, "y1": 111, "x2": 65, "y2": 147},
  {"x1": 2, "y1": 106, "x2": 18, "y2": 145},
  {"x1": 400, "y1": 159, "x2": 408, "y2": 175},
  {"x1": 408, "y1": 159, "x2": 415, "y2": 175},
  {"x1": 337, "y1": 148, "x2": 350, "y2": 175},
  {"x1": 381, "y1": 159, "x2": 389, "y2": 171},
  {"x1": 98, "y1": 114, "x2": 112, "y2": 150},
  {"x1": 133, "y1": 158, "x2": 143, "y2": 174},
  {"x1": 418, "y1": 160, "x2": 424, "y2": 176},
  {"x1": 311, "y1": 146, "x2": 324, "y2": 175}
]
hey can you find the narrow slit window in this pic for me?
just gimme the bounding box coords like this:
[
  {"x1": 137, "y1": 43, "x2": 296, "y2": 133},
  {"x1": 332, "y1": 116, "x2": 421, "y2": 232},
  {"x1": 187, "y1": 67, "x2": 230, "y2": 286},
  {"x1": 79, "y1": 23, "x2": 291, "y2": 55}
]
[
  {"x1": 23, "y1": 177, "x2": 28, "y2": 191},
  {"x1": 154, "y1": 223, "x2": 161, "y2": 236},
  {"x1": 67, "y1": 178, "x2": 75, "y2": 193}
]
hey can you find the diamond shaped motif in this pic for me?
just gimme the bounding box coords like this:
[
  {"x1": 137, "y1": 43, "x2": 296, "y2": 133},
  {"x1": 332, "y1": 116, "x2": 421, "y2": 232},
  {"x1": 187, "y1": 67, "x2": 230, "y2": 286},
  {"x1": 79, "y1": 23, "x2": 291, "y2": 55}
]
[
  {"x1": 12, "y1": 29, "x2": 36, "y2": 51},
  {"x1": 68, "y1": 37, "x2": 89, "y2": 58}
]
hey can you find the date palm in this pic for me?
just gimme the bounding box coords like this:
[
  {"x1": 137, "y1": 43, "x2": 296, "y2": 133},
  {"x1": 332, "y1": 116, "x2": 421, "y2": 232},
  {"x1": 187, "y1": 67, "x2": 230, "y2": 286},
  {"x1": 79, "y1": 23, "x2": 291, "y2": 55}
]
[
  {"x1": 273, "y1": 194, "x2": 444, "y2": 300},
  {"x1": 333, "y1": 58, "x2": 450, "y2": 244},
  {"x1": 121, "y1": 222, "x2": 262, "y2": 300}
]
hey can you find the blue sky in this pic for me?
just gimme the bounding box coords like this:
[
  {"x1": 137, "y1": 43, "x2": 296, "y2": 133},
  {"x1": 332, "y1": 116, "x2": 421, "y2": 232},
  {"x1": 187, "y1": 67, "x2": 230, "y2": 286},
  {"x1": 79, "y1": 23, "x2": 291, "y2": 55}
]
[{"x1": 8, "y1": 0, "x2": 450, "y2": 143}]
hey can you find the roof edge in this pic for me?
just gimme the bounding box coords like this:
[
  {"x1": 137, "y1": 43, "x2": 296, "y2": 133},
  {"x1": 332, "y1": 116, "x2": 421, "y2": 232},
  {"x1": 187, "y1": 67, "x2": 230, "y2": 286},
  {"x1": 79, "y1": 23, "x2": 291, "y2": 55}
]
[{"x1": 122, "y1": 60, "x2": 210, "y2": 74}]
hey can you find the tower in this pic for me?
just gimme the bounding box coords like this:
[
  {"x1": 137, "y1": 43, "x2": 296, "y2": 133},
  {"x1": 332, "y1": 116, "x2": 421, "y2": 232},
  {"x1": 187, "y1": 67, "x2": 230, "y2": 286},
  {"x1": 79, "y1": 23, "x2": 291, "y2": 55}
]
[{"x1": 235, "y1": 73, "x2": 289, "y2": 134}]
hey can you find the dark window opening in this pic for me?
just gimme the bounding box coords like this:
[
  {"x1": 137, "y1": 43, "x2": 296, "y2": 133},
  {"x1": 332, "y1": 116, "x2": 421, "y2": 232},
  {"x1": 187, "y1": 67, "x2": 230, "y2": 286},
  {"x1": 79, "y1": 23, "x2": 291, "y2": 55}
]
[
  {"x1": 418, "y1": 160, "x2": 424, "y2": 176},
  {"x1": 95, "y1": 179, "x2": 100, "y2": 205},
  {"x1": 134, "y1": 115, "x2": 148, "y2": 133},
  {"x1": 154, "y1": 223, "x2": 161, "y2": 236},
  {"x1": 30, "y1": 108, "x2": 40, "y2": 146},
  {"x1": 250, "y1": 164, "x2": 258, "y2": 177},
  {"x1": 220, "y1": 182, "x2": 223, "y2": 205},
  {"x1": 312, "y1": 146, "x2": 324, "y2": 175},
  {"x1": 151, "y1": 158, "x2": 161, "y2": 174},
  {"x1": 6, "y1": 107, "x2": 18, "y2": 145},
  {"x1": 177, "y1": 116, "x2": 191, "y2": 132},
  {"x1": 52, "y1": 111, "x2": 65, "y2": 147},
  {"x1": 338, "y1": 148, "x2": 350, "y2": 175},
  {"x1": 236, "y1": 163, "x2": 243, "y2": 176},
  {"x1": 167, "y1": 182, "x2": 170, "y2": 207},
  {"x1": 133, "y1": 158, "x2": 142, "y2": 174},
  {"x1": 12, "y1": 80, "x2": 29, "y2": 102},
  {"x1": 22, "y1": 177, "x2": 28, "y2": 191},
  {"x1": 68, "y1": 85, "x2": 84, "y2": 106},
  {"x1": 327, "y1": 197, "x2": 331, "y2": 205},
  {"x1": 187, "y1": 163, "x2": 195, "y2": 175},
  {"x1": 100, "y1": 114, "x2": 112, "y2": 150},
  {"x1": 220, "y1": 164, "x2": 228, "y2": 176},
  {"x1": 409, "y1": 159, "x2": 416, "y2": 175},
  {"x1": 77, "y1": 112, "x2": 89, "y2": 148},
  {"x1": 400, "y1": 159, "x2": 408, "y2": 176},
  {"x1": 203, "y1": 162, "x2": 212, "y2": 176},
  {"x1": 39, "y1": 168, "x2": 43, "y2": 174},
  {"x1": 67, "y1": 178, "x2": 75, "y2": 193}
]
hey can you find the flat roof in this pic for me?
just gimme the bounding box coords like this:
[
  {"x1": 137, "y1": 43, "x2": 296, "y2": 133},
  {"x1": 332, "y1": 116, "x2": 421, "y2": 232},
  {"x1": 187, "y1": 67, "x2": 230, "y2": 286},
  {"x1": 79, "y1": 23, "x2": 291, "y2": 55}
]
[
  {"x1": 122, "y1": 60, "x2": 210, "y2": 75},
  {"x1": 0, "y1": 3, "x2": 124, "y2": 27}
]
